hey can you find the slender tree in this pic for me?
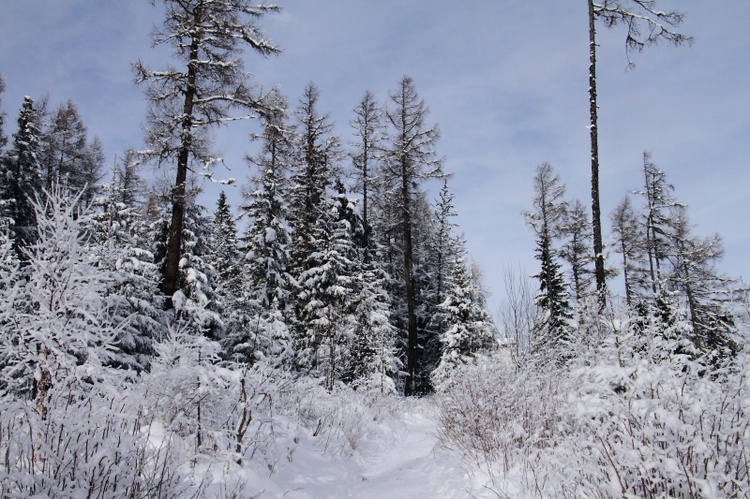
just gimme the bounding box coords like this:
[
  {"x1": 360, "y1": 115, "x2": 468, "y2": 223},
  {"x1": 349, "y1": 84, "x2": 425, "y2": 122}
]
[
  {"x1": 559, "y1": 199, "x2": 594, "y2": 304},
  {"x1": 610, "y1": 195, "x2": 645, "y2": 307},
  {"x1": 587, "y1": 0, "x2": 692, "y2": 304},
  {"x1": 350, "y1": 90, "x2": 385, "y2": 251},
  {"x1": 134, "y1": 0, "x2": 280, "y2": 302},
  {"x1": 40, "y1": 100, "x2": 104, "y2": 205},
  {"x1": 0, "y1": 76, "x2": 7, "y2": 152},
  {"x1": 383, "y1": 76, "x2": 445, "y2": 395},
  {"x1": 525, "y1": 163, "x2": 573, "y2": 363}
]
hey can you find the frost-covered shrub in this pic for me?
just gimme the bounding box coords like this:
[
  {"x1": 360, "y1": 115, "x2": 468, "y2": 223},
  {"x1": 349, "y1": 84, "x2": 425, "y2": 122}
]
[
  {"x1": 0, "y1": 385, "x2": 192, "y2": 498},
  {"x1": 437, "y1": 313, "x2": 750, "y2": 498},
  {"x1": 436, "y1": 354, "x2": 567, "y2": 478}
]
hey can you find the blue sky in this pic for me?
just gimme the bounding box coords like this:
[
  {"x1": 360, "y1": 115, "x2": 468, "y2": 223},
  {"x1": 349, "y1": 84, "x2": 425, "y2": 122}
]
[{"x1": 1, "y1": 1, "x2": 748, "y2": 316}]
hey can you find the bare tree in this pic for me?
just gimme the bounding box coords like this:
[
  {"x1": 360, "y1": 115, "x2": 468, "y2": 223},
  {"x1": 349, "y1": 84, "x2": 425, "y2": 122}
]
[
  {"x1": 586, "y1": 0, "x2": 693, "y2": 306},
  {"x1": 134, "y1": 0, "x2": 280, "y2": 301},
  {"x1": 383, "y1": 76, "x2": 445, "y2": 395}
]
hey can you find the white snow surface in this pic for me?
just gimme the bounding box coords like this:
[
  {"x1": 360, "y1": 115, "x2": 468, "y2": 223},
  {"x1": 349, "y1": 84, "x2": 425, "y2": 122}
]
[{"x1": 243, "y1": 398, "x2": 494, "y2": 498}]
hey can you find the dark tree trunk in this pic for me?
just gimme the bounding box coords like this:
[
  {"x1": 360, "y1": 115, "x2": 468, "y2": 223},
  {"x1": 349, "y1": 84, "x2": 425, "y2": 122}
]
[
  {"x1": 402, "y1": 159, "x2": 418, "y2": 396},
  {"x1": 162, "y1": 35, "x2": 199, "y2": 302},
  {"x1": 588, "y1": 0, "x2": 607, "y2": 307}
]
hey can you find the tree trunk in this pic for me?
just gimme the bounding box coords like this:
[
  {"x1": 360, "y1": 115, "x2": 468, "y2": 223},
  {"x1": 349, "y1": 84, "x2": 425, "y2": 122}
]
[
  {"x1": 161, "y1": 36, "x2": 199, "y2": 302},
  {"x1": 402, "y1": 161, "x2": 418, "y2": 396},
  {"x1": 588, "y1": 0, "x2": 607, "y2": 308}
]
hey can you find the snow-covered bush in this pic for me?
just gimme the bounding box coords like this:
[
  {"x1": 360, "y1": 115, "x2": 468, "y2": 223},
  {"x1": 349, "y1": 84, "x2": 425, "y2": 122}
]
[
  {"x1": 0, "y1": 384, "x2": 192, "y2": 498},
  {"x1": 437, "y1": 311, "x2": 750, "y2": 497}
]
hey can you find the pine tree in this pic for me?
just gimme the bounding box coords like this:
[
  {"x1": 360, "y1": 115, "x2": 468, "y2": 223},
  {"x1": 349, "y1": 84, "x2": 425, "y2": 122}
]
[
  {"x1": 295, "y1": 182, "x2": 361, "y2": 388},
  {"x1": 224, "y1": 94, "x2": 295, "y2": 368},
  {"x1": 87, "y1": 167, "x2": 166, "y2": 371},
  {"x1": 0, "y1": 97, "x2": 44, "y2": 262},
  {"x1": 173, "y1": 192, "x2": 223, "y2": 340},
  {"x1": 134, "y1": 0, "x2": 281, "y2": 301},
  {"x1": 382, "y1": 76, "x2": 445, "y2": 395}
]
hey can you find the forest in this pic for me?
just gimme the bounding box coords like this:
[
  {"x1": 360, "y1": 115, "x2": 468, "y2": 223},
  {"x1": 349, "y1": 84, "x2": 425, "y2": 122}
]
[{"x1": 0, "y1": 1, "x2": 748, "y2": 497}]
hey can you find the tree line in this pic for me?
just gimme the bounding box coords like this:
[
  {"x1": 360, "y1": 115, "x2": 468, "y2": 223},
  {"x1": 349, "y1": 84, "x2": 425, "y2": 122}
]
[{"x1": 0, "y1": 0, "x2": 496, "y2": 402}]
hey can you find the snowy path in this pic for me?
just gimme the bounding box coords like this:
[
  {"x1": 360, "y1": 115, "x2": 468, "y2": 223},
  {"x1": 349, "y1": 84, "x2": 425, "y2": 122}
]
[
  {"x1": 350, "y1": 411, "x2": 474, "y2": 498},
  {"x1": 271, "y1": 400, "x2": 488, "y2": 498}
]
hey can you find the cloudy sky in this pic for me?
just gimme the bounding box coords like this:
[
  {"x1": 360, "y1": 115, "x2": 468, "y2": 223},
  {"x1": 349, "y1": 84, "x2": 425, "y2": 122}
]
[{"x1": 1, "y1": 1, "x2": 748, "y2": 316}]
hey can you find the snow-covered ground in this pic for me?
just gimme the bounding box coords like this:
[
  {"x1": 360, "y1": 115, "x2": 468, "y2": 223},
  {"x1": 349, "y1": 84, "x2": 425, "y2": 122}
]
[{"x1": 248, "y1": 398, "x2": 496, "y2": 498}]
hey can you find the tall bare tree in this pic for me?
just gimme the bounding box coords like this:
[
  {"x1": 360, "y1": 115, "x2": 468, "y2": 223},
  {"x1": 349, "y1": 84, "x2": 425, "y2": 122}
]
[
  {"x1": 134, "y1": 0, "x2": 280, "y2": 301},
  {"x1": 587, "y1": 0, "x2": 692, "y2": 306},
  {"x1": 383, "y1": 76, "x2": 445, "y2": 395}
]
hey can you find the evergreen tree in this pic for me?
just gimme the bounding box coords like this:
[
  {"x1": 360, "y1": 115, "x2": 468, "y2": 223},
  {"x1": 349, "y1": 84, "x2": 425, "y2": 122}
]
[
  {"x1": 134, "y1": 0, "x2": 281, "y2": 300},
  {"x1": 173, "y1": 192, "x2": 223, "y2": 340},
  {"x1": 431, "y1": 254, "x2": 496, "y2": 389},
  {"x1": 525, "y1": 163, "x2": 573, "y2": 364},
  {"x1": 87, "y1": 167, "x2": 166, "y2": 371},
  {"x1": 0, "y1": 97, "x2": 44, "y2": 262},
  {"x1": 295, "y1": 183, "x2": 361, "y2": 388},
  {"x1": 382, "y1": 75, "x2": 445, "y2": 395},
  {"x1": 224, "y1": 94, "x2": 295, "y2": 368}
]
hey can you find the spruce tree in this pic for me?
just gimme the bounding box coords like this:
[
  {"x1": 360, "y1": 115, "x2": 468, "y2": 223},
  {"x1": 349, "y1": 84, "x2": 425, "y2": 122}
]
[
  {"x1": 525, "y1": 163, "x2": 573, "y2": 364},
  {"x1": 0, "y1": 97, "x2": 44, "y2": 262},
  {"x1": 224, "y1": 98, "x2": 295, "y2": 368}
]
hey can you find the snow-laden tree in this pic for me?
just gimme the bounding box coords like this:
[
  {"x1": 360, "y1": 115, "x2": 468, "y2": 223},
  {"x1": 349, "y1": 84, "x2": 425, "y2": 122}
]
[
  {"x1": 289, "y1": 82, "x2": 342, "y2": 269},
  {"x1": 295, "y1": 183, "x2": 362, "y2": 388},
  {"x1": 40, "y1": 100, "x2": 104, "y2": 206},
  {"x1": 173, "y1": 195, "x2": 223, "y2": 340},
  {"x1": 525, "y1": 163, "x2": 573, "y2": 365},
  {"x1": 346, "y1": 261, "x2": 400, "y2": 393},
  {"x1": 382, "y1": 75, "x2": 445, "y2": 395},
  {"x1": 665, "y1": 206, "x2": 744, "y2": 364},
  {"x1": 134, "y1": 0, "x2": 281, "y2": 300},
  {"x1": 0, "y1": 185, "x2": 120, "y2": 405},
  {"x1": 431, "y1": 253, "x2": 497, "y2": 391},
  {"x1": 223, "y1": 90, "x2": 295, "y2": 367},
  {"x1": 86, "y1": 168, "x2": 166, "y2": 372},
  {"x1": 0, "y1": 96, "x2": 44, "y2": 262}
]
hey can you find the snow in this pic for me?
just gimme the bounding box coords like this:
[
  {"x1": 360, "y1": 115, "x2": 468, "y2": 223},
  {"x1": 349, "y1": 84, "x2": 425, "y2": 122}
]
[{"x1": 241, "y1": 398, "x2": 492, "y2": 498}]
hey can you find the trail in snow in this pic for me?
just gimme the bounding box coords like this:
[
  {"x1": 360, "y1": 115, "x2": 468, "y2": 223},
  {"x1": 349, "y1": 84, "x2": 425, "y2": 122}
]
[
  {"x1": 270, "y1": 400, "x2": 496, "y2": 499},
  {"x1": 351, "y1": 411, "x2": 474, "y2": 499}
]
